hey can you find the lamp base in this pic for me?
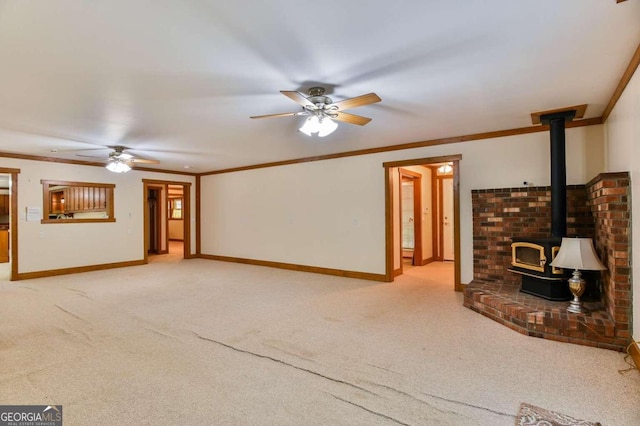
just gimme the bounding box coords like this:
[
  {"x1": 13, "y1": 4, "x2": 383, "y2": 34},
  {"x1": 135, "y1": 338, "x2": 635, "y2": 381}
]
[
  {"x1": 566, "y1": 270, "x2": 588, "y2": 314},
  {"x1": 567, "y1": 298, "x2": 589, "y2": 314}
]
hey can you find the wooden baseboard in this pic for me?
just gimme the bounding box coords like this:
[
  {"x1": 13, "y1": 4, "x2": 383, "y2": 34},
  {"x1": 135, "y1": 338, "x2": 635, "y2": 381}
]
[
  {"x1": 629, "y1": 339, "x2": 640, "y2": 371},
  {"x1": 393, "y1": 268, "x2": 403, "y2": 277},
  {"x1": 16, "y1": 259, "x2": 147, "y2": 280},
  {"x1": 199, "y1": 254, "x2": 387, "y2": 282},
  {"x1": 421, "y1": 257, "x2": 435, "y2": 266},
  {"x1": 455, "y1": 281, "x2": 468, "y2": 292}
]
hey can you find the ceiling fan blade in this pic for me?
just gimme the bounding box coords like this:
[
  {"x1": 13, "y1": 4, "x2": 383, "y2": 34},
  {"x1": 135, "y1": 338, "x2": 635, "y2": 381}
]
[
  {"x1": 280, "y1": 91, "x2": 315, "y2": 108},
  {"x1": 129, "y1": 158, "x2": 160, "y2": 164},
  {"x1": 250, "y1": 112, "x2": 304, "y2": 119},
  {"x1": 333, "y1": 111, "x2": 372, "y2": 126},
  {"x1": 332, "y1": 93, "x2": 381, "y2": 111}
]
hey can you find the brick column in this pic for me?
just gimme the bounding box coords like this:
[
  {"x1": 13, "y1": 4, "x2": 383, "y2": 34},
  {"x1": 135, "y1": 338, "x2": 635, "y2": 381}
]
[{"x1": 586, "y1": 172, "x2": 632, "y2": 342}]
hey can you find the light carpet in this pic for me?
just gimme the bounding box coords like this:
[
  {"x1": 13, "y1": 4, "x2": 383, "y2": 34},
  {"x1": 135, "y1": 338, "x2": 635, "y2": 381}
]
[{"x1": 1, "y1": 259, "x2": 638, "y2": 425}]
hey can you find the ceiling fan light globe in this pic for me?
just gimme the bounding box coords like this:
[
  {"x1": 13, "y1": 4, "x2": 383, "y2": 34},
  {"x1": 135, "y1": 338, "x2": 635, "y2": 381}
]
[
  {"x1": 106, "y1": 160, "x2": 131, "y2": 173},
  {"x1": 299, "y1": 115, "x2": 320, "y2": 136},
  {"x1": 318, "y1": 118, "x2": 338, "y2": 137}
]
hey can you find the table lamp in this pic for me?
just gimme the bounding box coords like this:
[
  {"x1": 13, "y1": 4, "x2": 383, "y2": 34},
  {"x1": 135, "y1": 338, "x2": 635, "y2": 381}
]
[{"x1": 550, "y1": 237, "x2": 606, "y2": 314}]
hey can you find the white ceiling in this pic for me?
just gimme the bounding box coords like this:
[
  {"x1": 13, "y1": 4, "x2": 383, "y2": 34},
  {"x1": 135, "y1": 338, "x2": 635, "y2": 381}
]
[{"x1": 0, "y1": 1, "x2": 638, "y2": 173}]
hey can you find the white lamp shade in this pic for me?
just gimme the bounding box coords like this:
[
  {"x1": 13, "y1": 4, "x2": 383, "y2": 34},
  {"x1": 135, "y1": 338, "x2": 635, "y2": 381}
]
[
  {"x1": 550, "y1": 237, "x2": 606, "y2": 271},
  {"x1": 106, "y1": 160, "x2": 131, "y2": 173},
  {"x1": 317, "y1": 118, "x2": 338, "y2": 137},
  {"x1": 299, "y1": 116, "x2": 338, "y2": 137},
  {"x1": 299, "y1": 116, "x2": 320, "y2": 136}
]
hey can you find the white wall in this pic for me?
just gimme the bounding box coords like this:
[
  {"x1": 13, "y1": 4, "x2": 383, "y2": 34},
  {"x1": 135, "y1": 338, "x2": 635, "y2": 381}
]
[
  {"x1": 0, "y1": 158, "x2": 196, "y2": 274},
  {"x1": 604, "y1": 67, "x2": 640, "y2": 339},
  {"x1": 201, "y1": 125, "x2": 604, "y2": 281},
  {"x1": 201, "y1": 155, "x2": 386, "y2": 273}
]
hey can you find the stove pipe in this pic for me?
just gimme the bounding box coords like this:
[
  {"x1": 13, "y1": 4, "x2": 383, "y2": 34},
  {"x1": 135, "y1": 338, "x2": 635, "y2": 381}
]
[{"x1": 540, "y1": 110, "x2": 576, "y2": 238}]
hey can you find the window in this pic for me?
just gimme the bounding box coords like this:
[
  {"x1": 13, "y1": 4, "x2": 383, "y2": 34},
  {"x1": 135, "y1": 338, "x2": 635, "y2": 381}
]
[
  {"x1": 41, "y1": 180, "x2": 115, "y2": 223},
  {"x1": 169, "y1": 198, "x2": 182, "y2": 219}
]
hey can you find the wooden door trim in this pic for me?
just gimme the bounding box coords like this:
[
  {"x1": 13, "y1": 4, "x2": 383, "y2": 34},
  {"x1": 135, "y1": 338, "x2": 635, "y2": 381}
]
[
  {"x1": 452, "y1": 159, "x2": 461, "y2": 290},
  {"x1": 183, "y1": 181, "x2": 192, "y2": 258},
  {"x1": 0, "y1": 168, "x2": 20, "y2": 280},
  {"x1": 195, "y1": 175, "x2": 201, "y2": 256},
  {"x1": 384, "y1": 155, "x2": 462, "y2": 169},
  {"x1": 413, "y1": 174, "x2": 422, "y2": 266},
  {"x1": 143, "y1": 183, "x2": 149, "y2": 262},
  {"x1": 437, "y1": 177, "x2": 444, "y2": 260},
  {"x1": 384, "y1": 156, "x2": 462, "y2": 291},
  {"x1": 430, "y1": 167, "x2": 439, "y2": 260},
  {"x1": 384, "y1": 167, "x2": 394, "y2": 282}
]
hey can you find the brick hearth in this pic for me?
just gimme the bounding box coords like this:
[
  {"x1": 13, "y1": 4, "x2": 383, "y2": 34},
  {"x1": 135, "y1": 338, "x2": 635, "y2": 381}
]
[
  {"x1": 464, "y1": 172, "x2": 631, "y2": 351},
  {"x1": 464, "y1": 281, "x2": 624, "y2": 351}
]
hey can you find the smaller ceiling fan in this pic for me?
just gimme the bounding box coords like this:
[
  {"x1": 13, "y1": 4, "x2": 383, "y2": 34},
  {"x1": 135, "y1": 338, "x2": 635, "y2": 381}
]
[
  {"x1": 77, "y1": 146, "x2": 160, "y2": 173},
  {"x1": 251, "y1": 87, "x2": 381, "y2": 137}
]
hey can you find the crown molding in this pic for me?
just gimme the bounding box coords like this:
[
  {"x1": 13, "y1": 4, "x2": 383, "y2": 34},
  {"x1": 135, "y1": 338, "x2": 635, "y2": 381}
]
[
  {"x1": 602, "y1": 42, "x2": 640, "y2": 121},
  {"x1": 200, "y1": 117, "x2": 602, "y2": 176},
  {"x1": 0, "y1": 151, "x2": 198, "y2": 176}
]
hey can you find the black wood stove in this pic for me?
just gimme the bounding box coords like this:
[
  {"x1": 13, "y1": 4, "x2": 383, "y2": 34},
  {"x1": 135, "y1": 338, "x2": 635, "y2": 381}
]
[
  {"x1": 509, "y1": 236, "x2": 570, "y2": 300},
  {"x1": 509, "y1": 110, "x2": 577, "y2": 301}
]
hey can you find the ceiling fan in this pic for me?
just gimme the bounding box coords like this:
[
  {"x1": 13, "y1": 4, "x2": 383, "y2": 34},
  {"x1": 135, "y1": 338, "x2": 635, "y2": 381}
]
[
  {"x1": 77, "y1": 146, "x2": 160, "y2": 173},
  {"x1": 251, "y1": 87, "x2": 381, "y2": 137}
]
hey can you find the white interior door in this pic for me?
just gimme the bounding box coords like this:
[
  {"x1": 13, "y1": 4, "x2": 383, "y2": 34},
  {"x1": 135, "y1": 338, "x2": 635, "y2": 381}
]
[
  {"x1": 442, "y1": 177, "x2": 454, "y2": 261},
  {"x1": 401, "y1": 181, "x2": 415, "y2": 251}
]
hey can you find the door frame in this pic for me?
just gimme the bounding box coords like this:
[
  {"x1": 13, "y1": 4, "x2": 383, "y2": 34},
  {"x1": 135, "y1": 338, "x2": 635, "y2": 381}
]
[
  {"x1": 438, "y1": 175, "x2": 454, "y2": 261},
  {"x1": 398, "y1": 168, "x2": 422, "y2": 273},
  {"x1": 147, "y1": 186, "x2": 164, "y2": 255},
  {"x1": 167, "y1": 185, "x2": 185, "y2": 244},
  {"x1": 0, "y1": 168, "x2": 19, "y2": 281},
  {"x1": 143, "y1": 179, "x2": 192, "y2": 262},
  {"x1": 384, "y1": 155, "x2": 462, "y2": 291}
]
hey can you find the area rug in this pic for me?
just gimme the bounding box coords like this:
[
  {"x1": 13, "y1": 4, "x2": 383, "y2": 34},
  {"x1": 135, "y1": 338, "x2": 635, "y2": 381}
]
[{"x1": 516, "y1": 403, "x2": 602, "y2": 426}]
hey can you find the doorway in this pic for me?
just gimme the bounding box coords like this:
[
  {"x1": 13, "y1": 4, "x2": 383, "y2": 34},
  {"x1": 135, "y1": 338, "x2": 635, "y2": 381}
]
[
  {"x1": 440, "y1": 176, "x2": 455, "y2": 261},
  {"x1": 0, "y1": 168, "x2": 19, "y2": 281},
  {"x1": 399, "y1": 169, "x2": 422, "y2": 271},
  {"x1": 147, "y1": 187, "x2": 163, "y2": 255},
  {"x1": 143, "y1": 179, "x2": 191, "y2": 263},
  {"x1": 167, "y1": 184, "x2": 185, "y2": 259},
  {"x1": 384, "y1": 155, "x2": 462, "y2": 291}
]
